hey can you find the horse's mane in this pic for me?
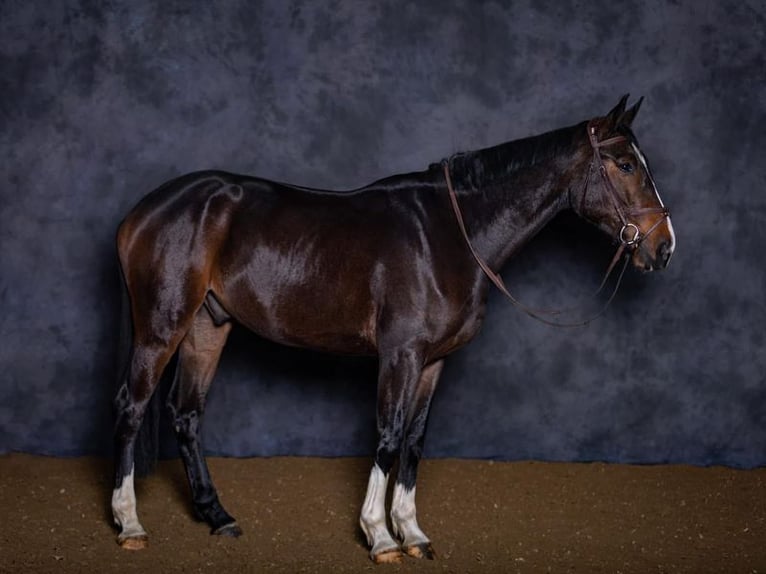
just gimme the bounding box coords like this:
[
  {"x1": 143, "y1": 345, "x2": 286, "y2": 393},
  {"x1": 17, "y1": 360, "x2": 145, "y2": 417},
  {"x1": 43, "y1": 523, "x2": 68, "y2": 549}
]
[{"x1": 443, "y1": 121, "x2": 585, "y2": 191}]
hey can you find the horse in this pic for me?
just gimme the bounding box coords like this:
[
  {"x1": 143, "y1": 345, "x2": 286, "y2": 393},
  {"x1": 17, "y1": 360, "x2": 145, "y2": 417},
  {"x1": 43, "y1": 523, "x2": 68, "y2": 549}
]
[{"x1": 111, "y1": 95, "x2": 675, "y2": 562}]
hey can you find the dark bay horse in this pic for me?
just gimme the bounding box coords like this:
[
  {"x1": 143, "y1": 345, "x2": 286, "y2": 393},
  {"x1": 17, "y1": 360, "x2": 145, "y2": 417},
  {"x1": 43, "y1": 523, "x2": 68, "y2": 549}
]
[{"x1": 111, "y1": 95, "x2": 675, "y2": 562}]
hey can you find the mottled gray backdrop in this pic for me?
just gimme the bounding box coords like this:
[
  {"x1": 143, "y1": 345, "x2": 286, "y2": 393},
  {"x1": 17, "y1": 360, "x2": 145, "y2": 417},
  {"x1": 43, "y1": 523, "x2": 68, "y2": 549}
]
[{"x1": 1, "y1": 1, "x2": 764, "y2": 467}]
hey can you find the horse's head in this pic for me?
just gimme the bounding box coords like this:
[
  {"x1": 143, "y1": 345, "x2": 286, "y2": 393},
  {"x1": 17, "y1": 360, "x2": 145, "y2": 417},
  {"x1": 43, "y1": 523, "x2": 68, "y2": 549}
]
[{"x1": 574, "y1": 95, "x2": 676, "y2": 272}]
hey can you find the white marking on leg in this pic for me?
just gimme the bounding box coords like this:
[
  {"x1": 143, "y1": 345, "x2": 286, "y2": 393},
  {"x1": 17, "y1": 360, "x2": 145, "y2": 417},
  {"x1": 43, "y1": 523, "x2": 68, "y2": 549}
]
[
  {"x1": 391, "y1": 483, "x2": 430, "y2": 549},
  {"x1": 359, "y1": 464, "x2": 399, "y2": 558},
  {"x1": 111, "y1": 466, "x2": 148, "y2": 542}
]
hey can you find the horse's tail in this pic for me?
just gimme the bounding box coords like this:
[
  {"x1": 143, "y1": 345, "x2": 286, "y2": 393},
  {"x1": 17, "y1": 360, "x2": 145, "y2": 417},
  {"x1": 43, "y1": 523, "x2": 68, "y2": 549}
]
[{"x1": 116, "y1": 260, "x2": 160, "y2": 477}]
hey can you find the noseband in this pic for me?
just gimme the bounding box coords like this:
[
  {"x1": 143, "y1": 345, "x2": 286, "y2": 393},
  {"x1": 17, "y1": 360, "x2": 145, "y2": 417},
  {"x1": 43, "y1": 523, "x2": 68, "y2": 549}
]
[{"x1": 442, "y1": 121, "x2": 671, "y2": 327}]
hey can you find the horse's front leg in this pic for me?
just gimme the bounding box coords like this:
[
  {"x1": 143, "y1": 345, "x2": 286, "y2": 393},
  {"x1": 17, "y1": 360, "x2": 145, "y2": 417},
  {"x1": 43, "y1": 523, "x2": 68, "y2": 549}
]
[
  {"x1": 360, "y1": 347, "x2": 425, "y2": 563},
  {"x1": 391, "y1": 359, "x2": 443, "y2": 559}
]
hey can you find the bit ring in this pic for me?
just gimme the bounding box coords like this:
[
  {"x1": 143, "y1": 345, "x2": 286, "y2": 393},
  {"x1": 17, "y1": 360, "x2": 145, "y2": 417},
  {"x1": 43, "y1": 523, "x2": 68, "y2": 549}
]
[{"x1": 620, "y1": 223, "x2": 640, "y2": 246}]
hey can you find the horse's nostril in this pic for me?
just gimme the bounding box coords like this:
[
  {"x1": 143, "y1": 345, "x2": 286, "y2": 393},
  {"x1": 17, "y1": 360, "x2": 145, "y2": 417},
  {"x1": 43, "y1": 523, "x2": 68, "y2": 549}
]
[{"x1": 657, "y1": 241, "x2": 672, "y2": 268}]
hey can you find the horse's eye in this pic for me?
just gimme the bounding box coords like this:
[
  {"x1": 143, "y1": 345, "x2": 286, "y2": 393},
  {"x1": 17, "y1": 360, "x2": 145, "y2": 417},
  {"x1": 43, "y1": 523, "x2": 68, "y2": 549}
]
[{"x1": 618, "y1": 162, "x2": 634, "y2": 174}]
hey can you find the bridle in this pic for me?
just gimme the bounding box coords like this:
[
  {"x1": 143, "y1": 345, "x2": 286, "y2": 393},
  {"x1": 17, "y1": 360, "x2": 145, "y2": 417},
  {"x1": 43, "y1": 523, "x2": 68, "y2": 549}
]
[
  {"x1": 582, "y1": 120, "x2": 670, "y2": 264},
  {"x1": 442, "y1": 120, "x2": 671, "y2": 327}
]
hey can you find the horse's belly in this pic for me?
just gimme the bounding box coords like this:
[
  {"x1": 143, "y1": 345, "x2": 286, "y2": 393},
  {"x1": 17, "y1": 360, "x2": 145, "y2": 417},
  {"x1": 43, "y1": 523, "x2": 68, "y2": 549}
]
[{"x1": 215, "y1": 274, "x2": 379, "y2": 356}]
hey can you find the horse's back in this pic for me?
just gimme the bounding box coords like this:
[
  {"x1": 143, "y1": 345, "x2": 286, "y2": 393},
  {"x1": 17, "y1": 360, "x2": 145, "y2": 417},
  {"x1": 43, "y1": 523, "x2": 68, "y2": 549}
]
[
  {"x1": 117, "y1": 169, "x2": 454, "y2": 355},
  {"x1": 118, "y1": 169, "x2": 385, "y2": 267}
]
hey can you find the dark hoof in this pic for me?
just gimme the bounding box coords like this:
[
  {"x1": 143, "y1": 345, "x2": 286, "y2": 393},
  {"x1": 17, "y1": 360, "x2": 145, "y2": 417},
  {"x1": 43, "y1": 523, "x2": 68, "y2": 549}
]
[
  {"x1": 212, "y1": 522, "x2": 242, "y2": 538},
  {"x1": 404, "y1": 542, "x2": 436, "y2": 560}
]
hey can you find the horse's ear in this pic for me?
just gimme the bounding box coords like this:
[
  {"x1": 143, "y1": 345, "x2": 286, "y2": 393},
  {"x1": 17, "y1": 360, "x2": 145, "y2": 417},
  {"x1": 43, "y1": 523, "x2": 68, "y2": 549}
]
[
  {"x1": 602, "y1": 94, "x2": 630, "y2": 132},
  {"x1": 618, "y1": 96, "x2": 643, "y2": 127}
]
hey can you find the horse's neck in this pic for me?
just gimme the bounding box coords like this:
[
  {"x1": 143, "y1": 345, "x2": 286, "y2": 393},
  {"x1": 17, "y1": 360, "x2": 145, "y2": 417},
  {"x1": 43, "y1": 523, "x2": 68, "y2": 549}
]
[{"x1": 453, "y1": 130, "x2": 588, "y2": 270}]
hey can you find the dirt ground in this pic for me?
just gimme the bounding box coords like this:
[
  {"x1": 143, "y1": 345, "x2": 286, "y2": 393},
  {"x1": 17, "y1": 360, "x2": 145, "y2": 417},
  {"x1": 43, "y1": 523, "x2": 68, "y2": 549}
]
[{"x1": 1, "y1": 454, "x2": 764, "y2": 573}]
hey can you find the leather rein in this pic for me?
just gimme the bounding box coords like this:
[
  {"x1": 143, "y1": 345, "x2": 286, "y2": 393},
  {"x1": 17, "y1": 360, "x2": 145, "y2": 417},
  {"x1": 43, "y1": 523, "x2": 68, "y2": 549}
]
[{"x1": 442, "y1": 120, "x2": 670, "y2": 327}]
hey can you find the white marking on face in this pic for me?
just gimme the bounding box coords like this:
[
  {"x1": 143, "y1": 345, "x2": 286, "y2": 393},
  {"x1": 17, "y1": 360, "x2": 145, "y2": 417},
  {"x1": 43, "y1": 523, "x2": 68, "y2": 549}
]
[
  {"x1": 111, "y1": 466, "x2": 148, "y2": 541},
  {"x1": 630, "y1": 142, "x2": 663, "y2": 204},
  {"x1": 631, "y1": 142, "x2": 676, "y2": 259},
  {"x1": 391, "y1": 483, "x2": 430, "y2": 547},
  {"x1": 359, "y1": 465, "x2": 398, "y2": 557}
]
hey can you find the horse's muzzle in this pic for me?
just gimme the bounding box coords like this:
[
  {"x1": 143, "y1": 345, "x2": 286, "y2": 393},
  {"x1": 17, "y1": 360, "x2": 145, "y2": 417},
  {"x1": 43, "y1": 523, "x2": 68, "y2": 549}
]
[
  {"x1": 634, "y1": 238, "x2": 674, "y2": 272},
  {"x1": 656, "y1": 239, "x2": 674, "y2": 269}
]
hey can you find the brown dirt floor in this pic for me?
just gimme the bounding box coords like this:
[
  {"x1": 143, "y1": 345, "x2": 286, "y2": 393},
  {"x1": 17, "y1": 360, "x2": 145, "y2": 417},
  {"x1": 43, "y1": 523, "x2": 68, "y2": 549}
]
[{"x1": 1, "y1": 454, "x2": 765, "y2": 573}]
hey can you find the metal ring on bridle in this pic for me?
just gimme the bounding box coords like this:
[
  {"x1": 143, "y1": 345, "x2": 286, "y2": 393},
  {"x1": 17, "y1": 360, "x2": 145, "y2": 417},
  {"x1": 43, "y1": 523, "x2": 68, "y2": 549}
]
[{"x1": 619, "y1": 223, "x2": 640, "y2": 246}]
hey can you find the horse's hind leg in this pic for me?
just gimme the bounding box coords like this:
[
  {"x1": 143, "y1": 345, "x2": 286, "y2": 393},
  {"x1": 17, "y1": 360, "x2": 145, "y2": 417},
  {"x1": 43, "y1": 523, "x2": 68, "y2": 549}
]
[
  {"x1": 167, "y1": 304, "x2": 238, "y2": 536},
  {"x1": 112, "y1": 337, "x2": 185, "y2": 549},
  {"x1": 112, "y1": 247, "x2": 209, "y2": 548}
]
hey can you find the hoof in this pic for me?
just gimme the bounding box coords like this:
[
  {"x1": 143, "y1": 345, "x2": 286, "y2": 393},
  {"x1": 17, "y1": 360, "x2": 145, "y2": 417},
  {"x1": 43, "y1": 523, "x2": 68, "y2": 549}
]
[
  {"x1": 212, "y1": 522, "x2": 242, "y2": 538},
  {"x1": 118, "y1": 534, "x2": 149, "y2": 550},
  {"x1": 372, "y1": 547, "x2": 404, "y2": 564},
  {"x1": 404, "y1": 542, "x2": 436, "y2": 560}
]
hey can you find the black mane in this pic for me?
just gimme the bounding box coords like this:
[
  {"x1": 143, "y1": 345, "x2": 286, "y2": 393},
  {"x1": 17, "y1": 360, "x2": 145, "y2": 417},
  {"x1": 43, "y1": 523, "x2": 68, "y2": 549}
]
[{"x1": 443, "y1": 121, "x2": 585, "y2": 192}]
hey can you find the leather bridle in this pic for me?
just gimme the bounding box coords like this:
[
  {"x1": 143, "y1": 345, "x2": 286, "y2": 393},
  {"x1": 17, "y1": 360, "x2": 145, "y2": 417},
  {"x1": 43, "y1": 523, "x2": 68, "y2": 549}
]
[
  {"x1": 582, "y1": 119, "x2": 670, "y2": 262},
  {"x1": 442, "y1": 120, "x2": 671, "y2": 327}
]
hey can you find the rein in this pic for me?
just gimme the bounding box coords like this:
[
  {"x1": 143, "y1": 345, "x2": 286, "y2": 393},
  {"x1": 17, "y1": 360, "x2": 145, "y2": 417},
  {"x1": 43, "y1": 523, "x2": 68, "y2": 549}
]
[{"x1": 442, "y1": 120, "x2": 669, "y2": 328}]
